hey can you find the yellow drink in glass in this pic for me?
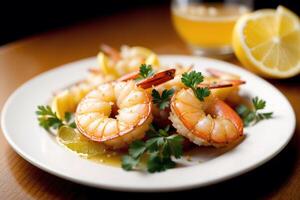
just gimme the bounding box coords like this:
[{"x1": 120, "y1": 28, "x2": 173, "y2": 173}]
[{"x1": 171, "y1": 3, "x2": 251, "y2": 56}]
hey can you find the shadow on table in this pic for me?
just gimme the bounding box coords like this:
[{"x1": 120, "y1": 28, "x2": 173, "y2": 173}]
[
  {"x1": 270, "y1": 74, "x2": 300, "y2": 84},
  {"x1": 7, "y1": 128, "x2": 299, "y2": 200}
]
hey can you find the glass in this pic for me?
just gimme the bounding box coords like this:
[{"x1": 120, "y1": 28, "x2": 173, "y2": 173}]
[{"x1": 171, "y1": 0, "x2": 253, "y2": 58}]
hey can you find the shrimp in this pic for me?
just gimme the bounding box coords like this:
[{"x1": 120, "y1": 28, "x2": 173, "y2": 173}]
[
  {"x1": 116, "y1": 66, "x2": 189, "y2": 127},
  {"x1": 75, "y1": 69, "x2": 176, "y2": 149},
  {"x1": 95, "y1": 44, "x2": 160, "y2": 77},
  {"x1": 52, "y1": 73, "x2": 114, "y2": 119},
  {"x1": 169, "y1": 88, "x2": 243, "y2": 147},
  {"x1": 151, "y1": 67, "x2": 245, "y2": 127},
  {"x1": 155, "y1": 67, "x2": 245, "y2": 96}
]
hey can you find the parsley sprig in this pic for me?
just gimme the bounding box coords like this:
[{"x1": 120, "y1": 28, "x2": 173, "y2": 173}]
[
  {"x1": 181, "y1": 71, "x2": 210, "y2": 101},
  {"x1": 236, "y1": 97, "x2": 273, "y2": 127},
  {"x1": 152, "y1": 88, "x2": 175, "y2": 110},
  {"x1": 36, "y1": 105, "x2": 76, "y2": 131},
  {"x1": 135, "y1": 64, "x2": 154, "y2": 81},
  {"x1": 122, "y1": 125, "x2": 184, "y2": 173}
]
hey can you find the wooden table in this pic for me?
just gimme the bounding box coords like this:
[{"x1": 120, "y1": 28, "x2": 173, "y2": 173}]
[{"x1": 0, "y1": 5, "x2": 299, "y2": 200}]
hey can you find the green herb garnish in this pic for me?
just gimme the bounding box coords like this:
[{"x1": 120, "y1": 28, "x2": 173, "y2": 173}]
[
  {"x1": 151, "y1": 88, "x2": 175, "y2": 110},
  {"x1": 181, "y1": 71, "x2": 210, "y2": 101},
  {"x1": 121, "y1": 125, "x2": 184, "y2": 173},
  {"x1": 64, "y1": 112, "x2": 77, "y2": 128},
  {"x1": 36, "y1": 105, "x2": 76, "y2": 130},
  {"x1": 135, "y1": 64, "x2": 154, "y2": 81},
  {"x1": 236, "y1": 97, "x2": 273, "y2": 127}
]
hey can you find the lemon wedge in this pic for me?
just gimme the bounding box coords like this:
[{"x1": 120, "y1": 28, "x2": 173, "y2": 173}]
[
  {"x1": 130, "y1": 46, "x2": 153, "y2": 57},
  {"x1": 52, "y1": 90, "x2": 74, "y2": 119},
  {"x1": 58, "y1": 126, "x2": 106, "y2": 156},
  {"x1": 98, "y1": 46, "x2": 160, "y2": 77},
  {"x1": 126, "y1": 46, "x2": 160, "y2": 67},
  {"x1": 233, "y1": 6, "x2": 300, "y2": 78},
  {"x1": 52, "y1": 83, "x2": 92, "y2": 119},
  {"x1": 145, "y1": 53, "x2": 160, "y2": 67},
  {"x1": 97, "y1": 52, "x2": 119, "y2": 77},
  {"x1": 129, "y1": 47, "x2": 160, "y2": 70}
]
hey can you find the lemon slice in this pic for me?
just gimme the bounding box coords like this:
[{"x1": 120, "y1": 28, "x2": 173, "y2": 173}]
[
  {"x1": 52, "y1": 83, "x2": 92, "y2": 119},
  {"x1": 233, "y1": 6, "x2": 300, "y2": 78},
  {"x1": 131, "y1": 47, "x2": 160, "y2": 63},
  {"x1": 124, "y1": 46, "x2": 160, "y2": 67},
  {"x1": 52, "y1": 90, "x2": 73, "y2": 119},
  {"x1": 99, "y1": 46, "x2": 160, "y2": 77},
  {"x1": 58, "y1": 126, "x2": 106, "y2": 156},
  {"x1": 130, "y1": 47, "x2": 160, "y2": 70},
  {"x1": 97, "y1": 52, "x2": 119, "y2": 77},
  {"x1": 130, "y1": 46, "x2": 153, "y2": 57},
  {"x1": 145, "y1": 53, "x2": 160, "y2": 67}
]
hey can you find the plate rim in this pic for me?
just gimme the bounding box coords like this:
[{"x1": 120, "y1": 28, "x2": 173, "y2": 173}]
[{"x1": 1, "y1": 55, "x2": 296, "y2": 192}]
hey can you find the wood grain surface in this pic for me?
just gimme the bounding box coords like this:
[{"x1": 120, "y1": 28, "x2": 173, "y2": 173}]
[{"x1": 0, "y1": 5, "x2": 299, "y2": 200}]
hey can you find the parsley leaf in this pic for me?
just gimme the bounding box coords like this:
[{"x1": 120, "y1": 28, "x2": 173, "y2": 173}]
[
  {"x1": 64, "y1": 112, "x2": 77, "y2": 128},
  {"x1": 129, "y1": 140, "x2": 147, "y2": 159},
  {"x1": 121, "y1": 124, "x2": 184, "y2": 173},
  {"x1": 135, "y1": 64, "x2": 154, "y2": 81},
  {"x1": 36, "y1": 105, "x2": 76, "y2": 131},
  {"x1": 257, "y1": 112, "x2": 273, "y2": 120},
  {"x1": 252, "y1": 96, "x2": 266, "y2": 110},
  {"x1": 64, "y1": 112, "x2": 72, "y2": 123},
  {"x1": 195, "y1": 87, "x2": 211, "y2": 101},
  {"x1": 181, "y1": 71, "x2": 210, "y2": 101},
  {"x1": 145, "y1": 137, "x2": 161, "y2": 152},
  {"x1": 147, "y1": 152, "x2": 176, "y2": 173},
  {"x1": 36, "y1": 105, "x2": 63, "y2": 130},
  {"x1": 181, "y1": 71, "x2": 204, "y2": 88},
  {"x1": 236, "y1": 97, "x2": 273, "y2": 127},
  {"x1": 167, "y1": 134, "x2": 184, "y2": 158},
  {"x1": 152, "y1": 88, "x2": 175, "y2": 110},
  {"x1": 121, "y1": 155, "x2": 140, "y2": 171}
]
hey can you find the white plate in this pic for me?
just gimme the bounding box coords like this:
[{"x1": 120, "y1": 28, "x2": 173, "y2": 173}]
[{"x1": 1, "y1": 56, "x2": 296, "y2": 192}]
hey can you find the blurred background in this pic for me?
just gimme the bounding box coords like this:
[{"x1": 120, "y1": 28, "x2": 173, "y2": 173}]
[{"x1": 0, "y1": 0, "x2": 299, "y2": 45}]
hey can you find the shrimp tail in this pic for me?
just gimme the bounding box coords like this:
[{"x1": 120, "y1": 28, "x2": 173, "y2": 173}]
[
  {"x1": 198, "y1": 80, "x2": 246, "y2": 89},
  {"x1": 100, "y1": 44, "x2": 121, "y2": 61},
  {"x1": 117, "y1": 71, "x2": 140, "y2": 82},
  {"x1": 137, "y1": 69, "x2": 176, "y2": 89}
]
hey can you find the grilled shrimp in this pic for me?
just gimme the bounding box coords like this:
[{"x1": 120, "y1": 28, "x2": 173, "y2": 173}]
[
  {"x1": 75, "y1": 69, "x2": 176, "y2": 149},
  {"x1": 97, "y1": 44, "x2": 160, "y2": 77},
  {"x1": 155, "y1": 67, "x2": 245, "y2": 97},
  {"x1": 150, "y1": 67, "x2": 245, "y2": 127},
  {"x1": 169, "y1": 88, "x2": 243, "y2": 147},
  {"x1": 52, "y1": 73, "x2": 115, "y2": 119}
]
